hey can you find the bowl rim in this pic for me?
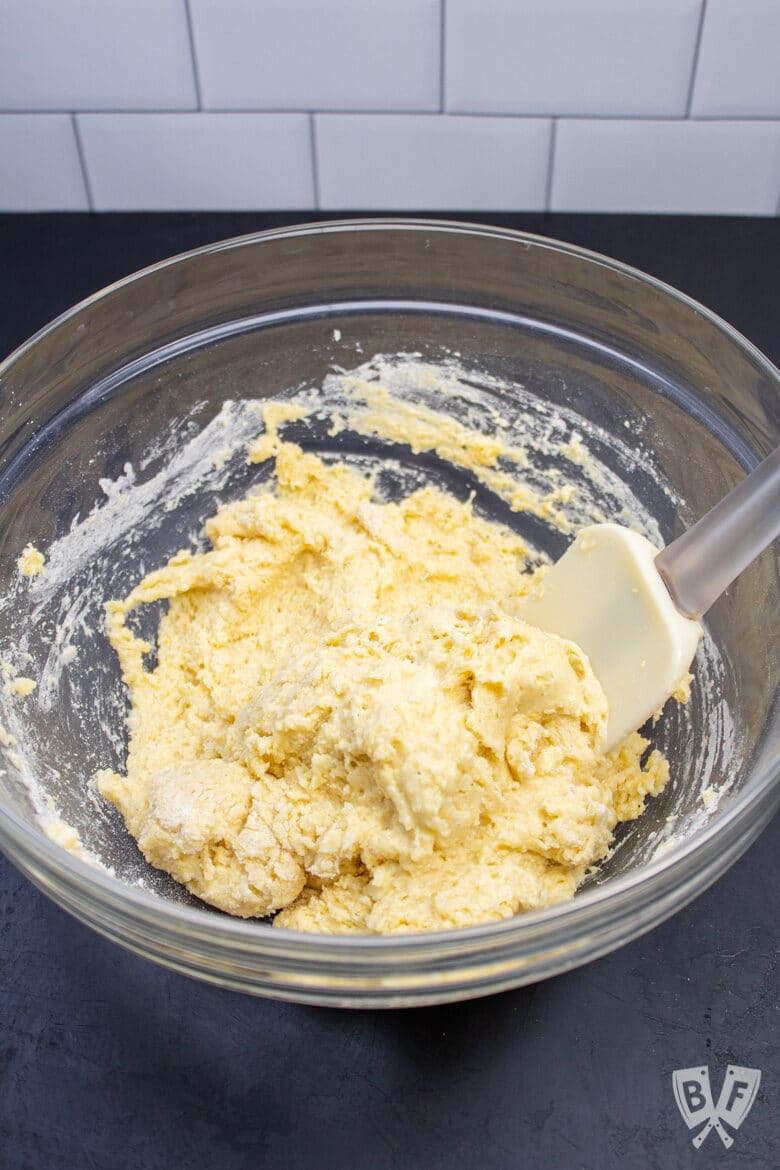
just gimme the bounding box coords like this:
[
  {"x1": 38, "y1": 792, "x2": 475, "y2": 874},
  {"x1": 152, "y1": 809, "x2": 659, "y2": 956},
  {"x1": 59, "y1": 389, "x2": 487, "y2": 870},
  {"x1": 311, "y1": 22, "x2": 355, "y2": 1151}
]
[{"x1": 0, "y1": 215, "x2": 778, "y2": 958}]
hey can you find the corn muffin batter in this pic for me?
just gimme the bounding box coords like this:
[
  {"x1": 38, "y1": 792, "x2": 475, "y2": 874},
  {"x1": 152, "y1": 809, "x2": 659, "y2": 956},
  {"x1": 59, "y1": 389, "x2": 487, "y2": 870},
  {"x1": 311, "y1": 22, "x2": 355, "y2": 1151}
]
[{"x1": 97, "y1": 437, "x2": 668, "y2": 934}]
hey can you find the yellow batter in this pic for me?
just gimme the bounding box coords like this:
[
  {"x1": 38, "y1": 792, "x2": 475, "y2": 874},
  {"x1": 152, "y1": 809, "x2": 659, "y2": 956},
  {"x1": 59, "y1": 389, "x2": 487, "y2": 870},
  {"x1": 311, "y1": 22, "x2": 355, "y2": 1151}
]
[
  {"x1": 17, "y1": 543, "x2": 45, "y2": 577},
  {"x1": 97, "y1": 438, "x2": 668, "y2": 933}
]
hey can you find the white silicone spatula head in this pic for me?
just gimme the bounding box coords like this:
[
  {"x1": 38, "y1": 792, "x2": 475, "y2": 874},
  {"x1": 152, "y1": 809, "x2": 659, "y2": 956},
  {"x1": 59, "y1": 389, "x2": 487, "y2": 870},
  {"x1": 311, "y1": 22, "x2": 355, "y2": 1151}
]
[
  {"x1": 518, "y1": 447, "x2": 780, "y2": 752},
  {"x1": 518, "y1": 525, "x2": 701, "y2": 751}
]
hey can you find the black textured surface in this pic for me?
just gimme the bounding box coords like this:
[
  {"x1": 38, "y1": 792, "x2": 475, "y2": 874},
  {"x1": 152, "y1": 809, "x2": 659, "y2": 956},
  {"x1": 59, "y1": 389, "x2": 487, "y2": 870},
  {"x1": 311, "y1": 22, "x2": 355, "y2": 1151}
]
[{"x1": 0, "y1": 212, "x2": 778, "y2": 1170}]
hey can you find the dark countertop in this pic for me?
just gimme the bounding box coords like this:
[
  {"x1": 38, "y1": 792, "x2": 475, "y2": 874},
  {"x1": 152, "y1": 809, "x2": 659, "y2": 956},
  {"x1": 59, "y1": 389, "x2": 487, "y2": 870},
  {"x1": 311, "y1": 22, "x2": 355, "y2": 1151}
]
[{"x1": 0, "y1": 212, "x2": 777, "y2": 1170}]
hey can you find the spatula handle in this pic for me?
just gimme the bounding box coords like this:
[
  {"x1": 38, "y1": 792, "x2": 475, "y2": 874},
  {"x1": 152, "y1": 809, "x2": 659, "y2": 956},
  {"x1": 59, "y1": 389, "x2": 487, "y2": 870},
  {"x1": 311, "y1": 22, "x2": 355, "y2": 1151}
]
[{"x1": 655, "y1": 446, "x2": 780, "y2": 620}]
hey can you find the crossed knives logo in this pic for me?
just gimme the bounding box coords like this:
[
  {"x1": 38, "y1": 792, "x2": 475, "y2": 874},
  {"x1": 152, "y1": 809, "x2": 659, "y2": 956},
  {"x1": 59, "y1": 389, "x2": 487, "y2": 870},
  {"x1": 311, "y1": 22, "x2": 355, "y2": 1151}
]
[{"x1": 672, "y1": 1065, "x2": 761, "y2": 1149}]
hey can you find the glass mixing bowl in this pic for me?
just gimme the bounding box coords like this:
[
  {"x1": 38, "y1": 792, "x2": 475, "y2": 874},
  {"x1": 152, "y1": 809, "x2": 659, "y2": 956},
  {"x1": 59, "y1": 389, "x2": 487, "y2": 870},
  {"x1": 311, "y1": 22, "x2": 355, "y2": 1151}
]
[{"x1": 0, "y1": 220, "x2": 777, "y2": 1007}]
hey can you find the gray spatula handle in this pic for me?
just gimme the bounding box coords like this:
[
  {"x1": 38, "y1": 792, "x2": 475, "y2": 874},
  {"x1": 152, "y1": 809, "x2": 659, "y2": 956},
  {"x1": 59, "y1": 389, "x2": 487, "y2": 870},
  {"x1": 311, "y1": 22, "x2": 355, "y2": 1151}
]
[{"x1": 655, "y1": 446, "x2": 780, "y2": 620}]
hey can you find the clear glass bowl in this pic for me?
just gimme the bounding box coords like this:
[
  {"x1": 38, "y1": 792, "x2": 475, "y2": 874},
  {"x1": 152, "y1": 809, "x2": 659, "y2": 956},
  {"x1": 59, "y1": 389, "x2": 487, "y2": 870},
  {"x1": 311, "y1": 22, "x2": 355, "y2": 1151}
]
[{"x1": 0, "y1": 220, "x2": 777, "y2": 1007}]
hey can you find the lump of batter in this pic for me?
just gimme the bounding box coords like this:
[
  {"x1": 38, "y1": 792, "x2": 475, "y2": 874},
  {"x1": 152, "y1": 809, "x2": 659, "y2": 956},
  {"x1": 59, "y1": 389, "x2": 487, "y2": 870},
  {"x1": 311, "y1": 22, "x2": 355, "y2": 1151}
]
[
  {"x1": 98, "y1": 441, "x2": 668, "y2": 933},
  {"x1": 17, "y1": 543, "x2": 45, "y2": 577}
]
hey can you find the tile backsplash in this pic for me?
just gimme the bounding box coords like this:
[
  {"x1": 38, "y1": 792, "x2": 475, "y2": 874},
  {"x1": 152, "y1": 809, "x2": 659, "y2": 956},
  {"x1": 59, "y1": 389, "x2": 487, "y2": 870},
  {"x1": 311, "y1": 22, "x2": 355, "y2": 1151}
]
[
  {"x1": 0, "y1": 1, "x2": 197, "y2": 112},
  {"x1": 188, "y1": 0, "x2": 441, "y2": 112},
  {"x1": 1, "y1": 0, "x2": 779, "y2": 214},
  {"x1": 445, "y1": 0, "x2": 703, "y2": 118},
  {"x1": 79, "y1": 113, "x2": 315, "y2": 210},
  {"x1": 315, "y1": 114, "x2": 551, "y2": 210}
]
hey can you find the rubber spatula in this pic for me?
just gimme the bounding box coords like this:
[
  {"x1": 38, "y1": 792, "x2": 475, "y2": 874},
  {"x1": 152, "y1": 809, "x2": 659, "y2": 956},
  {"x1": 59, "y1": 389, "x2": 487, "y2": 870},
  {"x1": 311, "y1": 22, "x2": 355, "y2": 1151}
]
[{"x1": 518, "y1": 446, "x2": 780, "y2": 751}]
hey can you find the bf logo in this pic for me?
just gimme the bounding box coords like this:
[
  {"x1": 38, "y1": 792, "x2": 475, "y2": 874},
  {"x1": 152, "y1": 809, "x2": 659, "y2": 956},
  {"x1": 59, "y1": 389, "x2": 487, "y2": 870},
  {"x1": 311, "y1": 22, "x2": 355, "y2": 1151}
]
[{"x1": 672, "y1": 1065, "x2": 761, "y2": 1148}]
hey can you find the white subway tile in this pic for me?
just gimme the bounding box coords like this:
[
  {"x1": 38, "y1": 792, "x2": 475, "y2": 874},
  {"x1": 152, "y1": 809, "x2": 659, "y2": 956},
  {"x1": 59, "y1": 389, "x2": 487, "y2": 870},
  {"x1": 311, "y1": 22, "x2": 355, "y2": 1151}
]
[
  {"x1": 0, "y1": 115, "x2": 88, "y2": 210},
  {"x1": 77, "y1": 114, "x2": 314, "y2": 210},
  {"x1": 189, "y1": 0, "x2": 440, "y2": 112},
  {"x1": 315, "y1": 114, "x2": 551, "y2": 210},
  {"x1": 446, "y1": 0, "x2": 702, "y2": 117},
  {"x1": 0, "y1": 1, "x2": 197, "y2": 112},
  {"x1": 551, "y1": 119, "x2": 780, "y2": 215},
  {"x1": 691, "y1": 0, "x2": 780, "y2": 117}
]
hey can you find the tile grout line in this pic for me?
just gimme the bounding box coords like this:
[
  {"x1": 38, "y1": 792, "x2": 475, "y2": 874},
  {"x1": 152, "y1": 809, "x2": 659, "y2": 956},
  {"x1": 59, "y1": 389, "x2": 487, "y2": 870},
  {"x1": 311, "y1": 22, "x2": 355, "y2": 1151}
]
[
  {"x1": 183, "y1": 0, "x2": 204, "y2": 110},
  {"x1": 439, "y1": 0, "x2": 447, "y2": 113},
  {"x1": 5, "y1": 109, "x2": 778, "y2": 123},
  {"x1": 309, "y1": 113, "x2": 321, "y2": 210},
  {"x1": 685, "y1": 0, "x2": 708, "y2": 117},
  {"x1": 70, "y1": 114, "x2": 94, "y2": 211},
  {"x1": 544, "y1": 119, "x2": 557, "y2": 211}
]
